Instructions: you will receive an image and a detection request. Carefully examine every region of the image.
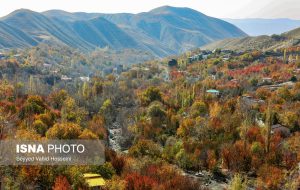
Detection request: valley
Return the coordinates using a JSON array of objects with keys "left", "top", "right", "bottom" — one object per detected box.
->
[{"left": 0, "top": 4, "right": 299, "bottom": 190}]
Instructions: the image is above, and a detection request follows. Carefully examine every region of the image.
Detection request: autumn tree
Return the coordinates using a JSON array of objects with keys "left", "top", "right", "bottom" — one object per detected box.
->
[
  {"left": 257, "top": 165, "right": 283, "bottom": 189},
  {"left": 81, "top": 82, "right": 90, "bottom": 99},
  {"left": 176, "top": 118, "right": 196, "bottom": 138},
  {"left": 61, "top": 97, "right": 87, "bottom": 125},
  {"left": 49, "top": 90, "right": 68, "bottom": 109},
  {"left": 92, "top": 81, "right": 103, "bottom": 97},
  {"left": 88, "top": 115, "right": 107, "bottom": 140},
  {"left": 33, "top": 119, "right": 48, "bottom": 135},
  {"left": 15, "top": 129, "right": 41, "bottom": 140},
  {"left": 79, "top": 128, "right": 98, "bottom": 139},
  {"left": 129, "top": 139, "right": 161, "bottom": 158},
  {"left": 19, "top": 95, "right": 46, "bottom": 119},
  {"left": 191, "top": 100, "right": 208, "bottom": 117},
  {"left": 228, "top": 174, "right": 248, "bottom": 190},
  {"left": 125, "top": 172, "right": 157, "bottom": 190},
  {"left": 92, "top": 162, "right": 116, "bottom": 179},
  {"left": 0, "top": 108, "right": 14, "bottom": 139},
  {"left": 46, "top": 122, "right": 82, "bottom": 139},
  {"left": 52, "top": 176, "right": 72, "bottom": 190},
  {"left": 111, "top": 156, "right": 125, "bottom": 175},
  {"left": 0, "top": 80, "right": 14, "bottom": 100},
  {"left": 265, "top": 104, "right": 274, "bottom": 153},
  {"left": 99, "top": 99, "right": 115, "bottom": 124}
]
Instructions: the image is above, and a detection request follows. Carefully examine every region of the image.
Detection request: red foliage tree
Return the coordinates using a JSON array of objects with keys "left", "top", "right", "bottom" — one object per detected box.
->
[
  {"left": 161, "top": 175, "right": 203, "bottom": 190},
  {"left": 125, "top": 172, "right": 157, "bottom": 190},
  {"left": 111, "top": 156, "right": 125, "bottom": 175},
  {"left": 52, "top": 176, "right": 72, "bottom": 190}
]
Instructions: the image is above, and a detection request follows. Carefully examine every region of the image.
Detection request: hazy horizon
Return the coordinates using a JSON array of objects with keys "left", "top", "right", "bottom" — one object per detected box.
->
[{"left": 0, "top": 0, "right": 299, "bottom": 20}]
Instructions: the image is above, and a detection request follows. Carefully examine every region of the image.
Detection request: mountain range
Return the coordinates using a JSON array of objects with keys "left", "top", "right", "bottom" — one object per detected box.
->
[
  {"left": 202, "top": 27, "right": 300, "bottom": 51},
  {"left": 0, "top": 6, "right": 247, "bottom": 57},
  {"left": 224, "top": 18, "right": 300, "bottom": 36}
]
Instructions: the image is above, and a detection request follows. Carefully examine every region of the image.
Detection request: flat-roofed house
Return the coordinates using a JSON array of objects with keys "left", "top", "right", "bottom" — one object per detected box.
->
[
  {"left": 83, "top": 173, "right": 106, "bottom": 190},
  {"left": 206, "top": 89, "right": 220, "bottom": 96}
]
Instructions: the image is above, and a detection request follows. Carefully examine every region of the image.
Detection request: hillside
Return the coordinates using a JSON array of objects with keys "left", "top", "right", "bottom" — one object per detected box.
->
[
  {"left": 0, "top": 21, "right": 38, "bottom": 49},
  {"left": 202, "top": 27, "right": 300, "bottom": 51},
  {"left": 284, "top": 27, "right": 300, "bottom": 39},
  {"left": 0, "top": 38, "right": 299, "bottom": 189},
  {"left": 0, "top": 6, "right": 247, "bottom": 57},
  {"left": 224, "top": 18, "right": 300, "bottom": 36}
]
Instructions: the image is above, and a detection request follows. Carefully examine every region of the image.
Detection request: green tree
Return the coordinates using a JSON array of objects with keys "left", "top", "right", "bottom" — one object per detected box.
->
[
  {"left": 28, "top": 75, "right": 35, "bottom": 94},
  {"left": 283, "top": 49, "right": 287, "bottom": 63},
  {"left": 19, "top": 95, "right": 46, "bottom": 119},
  {"left": 140, "top": 87, "right": 162, "bottom": 106},
  {"left": 92, "top": 162, "right": 116, "bottom": 179},
  {"left": 296, "top": 55, "right": 300, "bottom": 66},
  {"left": 99, "top": 99, "right": 114, "bottom": 124},
  {"left": 33, "top": 120, "right": 48, "bottom": 136},
  {"left": 147, "top": 102, "right": 166, "bottom": 119},
  {"left": 191, "top": 101, "right": 208, "bottom": 117},
  {"left": 82, "top": 82, "right": 90, "bottom": 99},
  {"left": 291, "top": 76, "right": 297, "bottom": 82},
  {"left": 175, "top": 149, "right": 193, "bottom": 170}
]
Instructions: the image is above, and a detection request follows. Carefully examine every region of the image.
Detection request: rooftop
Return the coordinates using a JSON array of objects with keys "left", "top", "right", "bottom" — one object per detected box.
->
[
  {"left": 83, "top": 173, "right": 106, "bottom": 187},
  {"left": 206, "top": 89, "right": 219, "bottom": 93}
]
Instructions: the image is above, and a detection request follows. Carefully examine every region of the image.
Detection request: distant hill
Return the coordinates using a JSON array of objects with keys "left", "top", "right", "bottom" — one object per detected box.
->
[
  {"left": 224, "top": 18, "right": 300, "bottom": 36},
  {"left": 202, "top": 27, "right": 300, "bottom": 51},
  {"left": 284, "top": 27, "right": 300, "bottom": 39},
  {"left": 0, "top": 6, "right": 247, "bottom": 57}
]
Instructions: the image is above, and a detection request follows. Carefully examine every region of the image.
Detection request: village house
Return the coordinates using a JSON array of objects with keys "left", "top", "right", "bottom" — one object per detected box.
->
[
  {"left": 188, "top": 54, "right": 202, "bottom": 62},
  {"left": 13, "top": 54, "right": 21, "bottom": 58},
  {"left": 222, "top": 54, "right": 231, "bottom": 61},
  {"left": 61, "top": 75, "right": 72, "bottom": 81},
  {"left": 80, "top": 76, "right": 90, "bottom": 82},
  {"left": 0, "top": 53, "right": 5, "bottom": 60},
  {"left": 206, "top": 89, "right": 220, "bottom": 96},
  {"left": 262, "top": 77, "right": 273, "bottom": 84},
  {"left": 83, "top": 173, "right": 106, "bottom": 190},
  {"left": 131, "top": 66, "right": 152, "bottom": 79},
  {"left": 43, "top": 63, "right": 52, "bottom": 71}
]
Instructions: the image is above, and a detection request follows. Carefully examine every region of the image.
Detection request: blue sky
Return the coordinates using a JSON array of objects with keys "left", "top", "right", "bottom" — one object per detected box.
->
[{"left": 0, "top": 0, "right": 299, "bottom": 19}]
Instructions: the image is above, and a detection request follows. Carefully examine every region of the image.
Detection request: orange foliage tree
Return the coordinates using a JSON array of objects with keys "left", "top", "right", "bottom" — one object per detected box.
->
[{"left": 52, "top": 176, "right": 72, "bottom": 190}]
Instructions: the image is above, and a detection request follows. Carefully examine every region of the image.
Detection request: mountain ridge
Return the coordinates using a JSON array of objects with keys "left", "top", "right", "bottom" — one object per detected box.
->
[
  {"left": 0, "top": 6, "right": 247, "bottom": 57},
  {"left": 224, "top": 18, "right": 300, "bottom": 36},
  {"left": 202, "top": 26, "right": 300, "bottom": 51}
]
